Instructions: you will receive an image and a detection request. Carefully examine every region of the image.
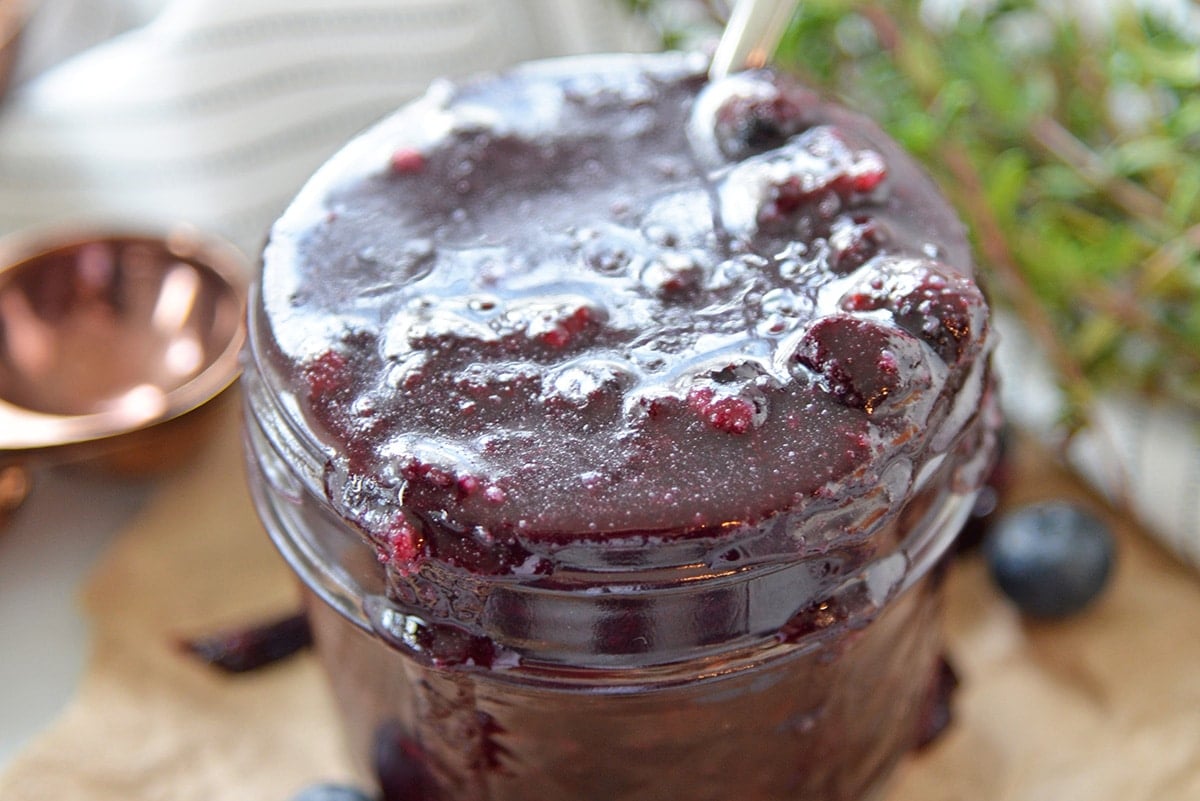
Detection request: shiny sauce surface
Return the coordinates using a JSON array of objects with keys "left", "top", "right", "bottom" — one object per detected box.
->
[{"left": 257, "top": 53, "right": 988, "bottom": 571}]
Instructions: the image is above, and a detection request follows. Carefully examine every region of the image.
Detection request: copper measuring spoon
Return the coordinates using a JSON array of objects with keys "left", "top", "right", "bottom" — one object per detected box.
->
[{"left": 0, "top": 224, "right": 249, "bottom": 518}]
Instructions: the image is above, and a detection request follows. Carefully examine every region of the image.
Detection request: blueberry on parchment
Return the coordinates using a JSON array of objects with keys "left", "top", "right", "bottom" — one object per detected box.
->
[
  {"left": 291, "top": 784, "right": 375, "bottom": 801},
  {"left": 984, "top": 501, "right": 1115, "bottom": 619}
]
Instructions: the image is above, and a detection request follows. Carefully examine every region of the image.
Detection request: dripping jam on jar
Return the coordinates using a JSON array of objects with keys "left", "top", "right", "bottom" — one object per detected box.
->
[{"left": 243, "top": 52, "right": 999, "bottom": 801}]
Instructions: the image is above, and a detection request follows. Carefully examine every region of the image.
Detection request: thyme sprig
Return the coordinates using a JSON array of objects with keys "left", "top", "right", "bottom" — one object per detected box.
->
[{"left": 631, "top": 0, "right": 1200, "bottom": 426}]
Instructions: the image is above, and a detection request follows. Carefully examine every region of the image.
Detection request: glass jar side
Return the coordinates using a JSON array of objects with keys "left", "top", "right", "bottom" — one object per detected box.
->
[
  {"left": 304, "top": 570, "right": 946, "bottom": 801},
  {"left": 243, "top": 324, "right": 986, "bottom": 801}
]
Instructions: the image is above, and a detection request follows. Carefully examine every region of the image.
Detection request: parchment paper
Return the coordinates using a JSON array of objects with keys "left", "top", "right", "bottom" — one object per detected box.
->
[{"left": 2, "top": 401, "right": 1199, "bottom": 800}]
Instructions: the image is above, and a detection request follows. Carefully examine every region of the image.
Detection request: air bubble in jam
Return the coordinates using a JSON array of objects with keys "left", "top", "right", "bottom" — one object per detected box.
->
[{"left": 540, "top": 360, "right": 630, "bottom": 410}]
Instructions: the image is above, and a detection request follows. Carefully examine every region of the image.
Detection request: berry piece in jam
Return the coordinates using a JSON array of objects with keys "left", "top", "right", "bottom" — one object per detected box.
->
[
  {"left": 378, "top": 518, "right": 424, "bottom": 573},
  {"left": 425, "top": 525, "right": 535, "bottom": 576},
  {"left": 303, "top": 350, "right": 350, "bottom": 402},
  {"left": 385, "top": 295, "right": 605, "bottom": 361},
  {"left": 828, "top": 215, "right": 888, "bottom": 274},
  {"left": 794, "top": 315, "right": 928, "bottom": 414},
  {"left": 715, "top": 93, "right": 804, "bottom": 159},
  {"left": 389, "top": 148, "right": 426, "bottom": 175},
  {"left": 500, "top": 297, "right": 604, "bottom": 350},
  {"left": 528, "top": 303, "right": 596, "bottom": 348},
  {"left": 841, "top": 258, "right": 987, "bottom": 367},
  {"left": 719, "top": 126, "right": 888, "bottom": 237},
  {"left": 893, "top": 276, "right": 983, "bottom": 366},
  {"left": 416, "top": 621, "right": 498, "bottom": 668},
  {"left": 399, "top": 457, "right": 458, "bottom": 489},
  {"left": 639, "top": 252, "right": 704, "bottom": 298},
  {"left": 762, "top": 135, "right": 886, "bottom": 225},
  {"left": 686, "top": 385, "right": 765, "bottom": 434},
  {"left": 688, "top": 71, "right": 819, "bottom": 164}
]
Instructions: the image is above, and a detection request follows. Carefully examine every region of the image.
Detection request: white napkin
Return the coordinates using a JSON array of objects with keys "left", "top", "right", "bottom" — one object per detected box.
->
[{"left": 0, "top": 0, "right": 653, "bottom": 254}]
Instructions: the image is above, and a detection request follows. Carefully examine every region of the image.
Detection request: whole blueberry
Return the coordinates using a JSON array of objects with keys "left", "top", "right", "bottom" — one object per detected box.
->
[
  {"left": 983, "top": 501, "right": 1115, "bottom": 619},
  {"left": 290, "top": 784, "right": 376, "bottom": 801}
]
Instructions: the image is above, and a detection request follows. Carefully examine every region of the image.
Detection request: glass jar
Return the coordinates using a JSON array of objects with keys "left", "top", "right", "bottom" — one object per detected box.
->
[
  {"left": 243, "top": 351, "right": 992, "bottom": 801},
  {"left": 242, "top": 51, "right": 1000, "bottom": 801}
]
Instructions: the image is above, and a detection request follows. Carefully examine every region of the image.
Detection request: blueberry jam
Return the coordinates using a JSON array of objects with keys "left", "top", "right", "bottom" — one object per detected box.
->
[
  {"left": 257, "top": 53, "right": 987, "bottom": 563},
  {"left": 246, "top": 52, "right": 998, "bottom": 801}
]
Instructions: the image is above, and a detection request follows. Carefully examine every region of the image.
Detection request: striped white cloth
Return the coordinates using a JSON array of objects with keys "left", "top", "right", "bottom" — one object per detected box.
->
[{"left": 0, "top": 0, "right": 652, "bottom": 253}]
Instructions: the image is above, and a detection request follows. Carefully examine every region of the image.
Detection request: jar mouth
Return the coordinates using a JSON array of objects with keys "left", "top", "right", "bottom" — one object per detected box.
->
[
  {"left": 385, "top": 489, "right": 969, "bottom": 684},
  {"left": 265, "top": 473, "right": 971, "bottom": 688}
]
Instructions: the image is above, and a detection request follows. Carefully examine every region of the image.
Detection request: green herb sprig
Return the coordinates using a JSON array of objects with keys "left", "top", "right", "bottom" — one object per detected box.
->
[{"left": 631, "top": 0, "right": 1200, "bottom": 428}]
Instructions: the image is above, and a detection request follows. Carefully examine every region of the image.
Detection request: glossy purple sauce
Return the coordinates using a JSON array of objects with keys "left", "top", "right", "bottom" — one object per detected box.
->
[{"left": 256, "top": 53, "right": 989, "bottom": 577}]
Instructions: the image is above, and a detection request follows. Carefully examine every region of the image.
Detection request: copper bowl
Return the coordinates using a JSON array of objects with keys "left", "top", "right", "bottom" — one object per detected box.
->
[{"left": 0, "top": 225, "right": 249, "bottom": 470}]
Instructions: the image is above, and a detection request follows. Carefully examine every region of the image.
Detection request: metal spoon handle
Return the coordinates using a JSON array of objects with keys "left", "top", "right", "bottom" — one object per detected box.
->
[{"left": 708, "top": 0, "right": 800, "bottom": 81}]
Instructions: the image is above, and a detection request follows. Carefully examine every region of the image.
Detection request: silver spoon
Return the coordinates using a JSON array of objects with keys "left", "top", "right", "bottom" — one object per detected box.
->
[{"left": 708, "top": 0, "right": 801, "bottom": 81}]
